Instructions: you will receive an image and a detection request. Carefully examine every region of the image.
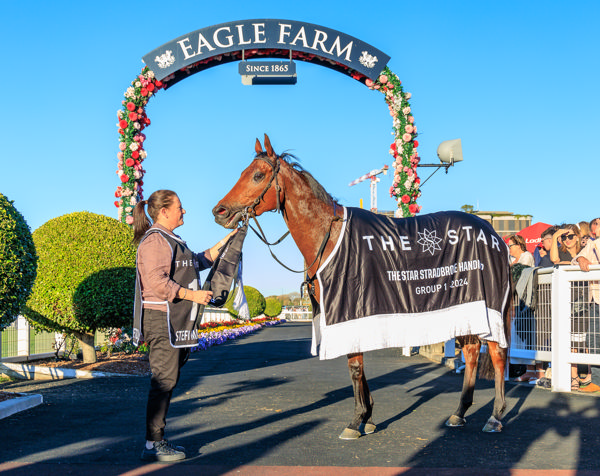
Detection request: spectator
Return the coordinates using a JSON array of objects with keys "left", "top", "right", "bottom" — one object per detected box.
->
[
  {"left": 589, "top": 217, "right": 600, "bottom": 240},
  {"left": 579, "top": 221, "right": 591, "bottom": 249},
  {"left": 507, "top": 234, "right": 534, "bottom": 267},
  {"left": 534, "top": 226, "right": 557, "bottom": 268},
  {"left": 570, "top": 236, "right": 600, "bottom": 392},
  {"left": 550, "top": 224, "right": 581, "bottom": 264}
]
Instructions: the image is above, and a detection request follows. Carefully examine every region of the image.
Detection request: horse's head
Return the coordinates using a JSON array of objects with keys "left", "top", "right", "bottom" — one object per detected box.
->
[{"left": 213, "top": 134, "right": 283, "bottom": 229}]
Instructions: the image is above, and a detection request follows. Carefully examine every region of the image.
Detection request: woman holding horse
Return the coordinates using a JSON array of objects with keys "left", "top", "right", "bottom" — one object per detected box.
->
[{"left": 132, "top": 189, "right": 236, "bottom": 462}]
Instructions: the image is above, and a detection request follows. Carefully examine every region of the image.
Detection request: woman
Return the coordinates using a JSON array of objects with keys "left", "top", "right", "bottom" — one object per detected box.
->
[
  {"left": 507, "top": 234, "right": 534, "bottom": 267},
  {"left": 132, "top": 189, "right": 236, "bottom": 462},
  {"left": 550, "top": 224, "right": 581, "bottom": 264}
]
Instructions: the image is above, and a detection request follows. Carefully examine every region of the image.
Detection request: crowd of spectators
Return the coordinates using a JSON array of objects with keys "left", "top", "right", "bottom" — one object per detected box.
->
[{"left": 510, "top": 217, "right": 600, "bottom": 392}]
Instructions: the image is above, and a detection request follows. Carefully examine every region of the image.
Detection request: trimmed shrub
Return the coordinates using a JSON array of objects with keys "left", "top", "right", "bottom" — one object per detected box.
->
[
  {"left": 0, "top": 194, "right": 37, "bottom": 330},
  {"left": 24, "top": 212, "right": 136, "bottom": 361},
  {"left": 264, "top": 297, "right": 282, "bottom": 317},
  {"left": 224, "top": 286, "right": 266, "bottom": 319}
]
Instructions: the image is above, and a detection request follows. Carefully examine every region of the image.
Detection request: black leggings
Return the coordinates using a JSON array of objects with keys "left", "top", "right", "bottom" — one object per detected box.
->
[{"left": 143, "top": 308, "right": 190, "bottom": 442}]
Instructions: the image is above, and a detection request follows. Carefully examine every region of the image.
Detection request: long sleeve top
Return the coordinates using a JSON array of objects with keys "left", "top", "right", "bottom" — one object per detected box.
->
[{"left": 137, "top": 224, "right": 213, "bottom": 311}]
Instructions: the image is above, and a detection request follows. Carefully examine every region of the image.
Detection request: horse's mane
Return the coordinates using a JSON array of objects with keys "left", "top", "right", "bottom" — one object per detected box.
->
[{"left": 256, "top": 152, "right": 336, "bottom": 206}]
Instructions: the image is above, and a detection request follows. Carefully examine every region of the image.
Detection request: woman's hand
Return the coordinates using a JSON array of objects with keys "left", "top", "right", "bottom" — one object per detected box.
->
[
  {"left": 191, "top": 290, "right": 213, "bottom": 305},
  {"left": 209, "top": 228, "right": 239, "bottom": 261}
]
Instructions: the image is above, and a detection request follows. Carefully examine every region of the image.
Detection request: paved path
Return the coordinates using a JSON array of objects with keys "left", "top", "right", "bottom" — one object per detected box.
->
[{"left": 1, "top": 322, "right": 600, "bottom": 475}]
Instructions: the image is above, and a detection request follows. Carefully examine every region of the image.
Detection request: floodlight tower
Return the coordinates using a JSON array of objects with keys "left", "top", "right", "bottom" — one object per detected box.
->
[{"left": 348, "top": 165, "right": 389, "bottom": 212}]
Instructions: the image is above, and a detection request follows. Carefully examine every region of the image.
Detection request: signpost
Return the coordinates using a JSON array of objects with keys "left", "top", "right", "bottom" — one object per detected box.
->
[{"left": 238, "top": 60, "right": 297, "bottom": 85}]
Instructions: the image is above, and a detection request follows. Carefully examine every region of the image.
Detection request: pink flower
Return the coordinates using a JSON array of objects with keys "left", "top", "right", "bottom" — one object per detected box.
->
[
  {"left": 401, "top": 194, "right": 410, "bottom": 204},
  {"left": 405, "top": 92, "right": 412, "bottom": 100},
  {"left": 405, "top": 125, "right": 414, "bottom": 134},
  {"left": 117, "top": 152, "right": 123, "bottom": 159},
  {"left": 408, "top": 116, "right": 415, "bottom": 124},
  {"left": 379, "top": 74, "right": 388, "bottom": 84},
  {"left": 125, "top": 158, "right": 135, "bottom": 167},
  {"left": 402, "top": 133, "right": 412, "bottom": 142},
  {"left": 119, "top": 142, "right": 127, "bottom": 151},
  {"left": 125, "top": 215, "right": 134, "bottom": 225},
  {"left": 409, "top": 204, "right": 418, "bottom": 215}
]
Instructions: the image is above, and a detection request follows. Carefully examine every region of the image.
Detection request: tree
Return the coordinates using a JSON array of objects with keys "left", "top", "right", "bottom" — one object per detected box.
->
[
  {"left": 461, "top": 204, "right": 475, "bottom": 214},
  {"left": 0, "top": 194, "right": 37, "bottom": 330},
  {"left": 264, "top": 297, "right": 283, "bottom": 317},
  {"left": 24, "top": 212, "right": 136, "bottom": 363},
  {"left": 224, "top": 286, "right": 266, "bottom": 319}
]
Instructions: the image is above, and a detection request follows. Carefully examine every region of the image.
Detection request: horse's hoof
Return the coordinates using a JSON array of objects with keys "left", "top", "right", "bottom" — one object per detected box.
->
[
  {"left": 482, "top": 416, "right": 503, "bottom": 433},
  {"left": 339, "top": 428, "right": 362, "bottom": 440},
  {"left": 359, "top": 422, "right": 376, "bottom": 435},
  {"left": 445, "top": 415, "right": 466, "bottom": 427}
]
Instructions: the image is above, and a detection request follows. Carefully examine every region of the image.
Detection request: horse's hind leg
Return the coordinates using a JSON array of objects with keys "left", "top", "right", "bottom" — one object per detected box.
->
[
  {"left": 339, "top": 353, "right": 376, "bottom": 440},
  {"left": 446, "top": 336, "right": 480, "bottom": 428},
  {"left": 481, "top": 340, "right": 507, "bottom": 433}
]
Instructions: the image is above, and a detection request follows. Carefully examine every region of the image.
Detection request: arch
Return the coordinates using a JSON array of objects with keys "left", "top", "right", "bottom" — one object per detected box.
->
[{"left": 115, "top": 20, "right": 421, "bottom": 223}]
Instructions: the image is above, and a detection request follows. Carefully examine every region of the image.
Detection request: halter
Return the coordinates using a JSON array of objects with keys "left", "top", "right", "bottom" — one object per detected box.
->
[
  {"left": 246, "top": 154, "right": 283, "bottom": 217},
  {"left": 244, "top": 153, "right": 340, "bottom": 275}
]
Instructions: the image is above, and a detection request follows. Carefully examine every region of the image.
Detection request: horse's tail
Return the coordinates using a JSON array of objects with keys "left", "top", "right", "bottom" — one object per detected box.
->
[{"left": 478, "top": 269, "right": 514, "bottom": 380}]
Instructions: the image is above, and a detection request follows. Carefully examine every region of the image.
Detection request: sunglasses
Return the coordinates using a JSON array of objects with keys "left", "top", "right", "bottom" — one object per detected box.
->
[{"left": 561, "top": 233, "right": 577, "bottom": 241}]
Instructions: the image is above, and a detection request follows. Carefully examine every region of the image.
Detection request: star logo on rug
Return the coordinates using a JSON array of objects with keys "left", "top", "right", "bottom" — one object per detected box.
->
[{"left": 417, "top": 228, "right": 443, "bottom": 255}]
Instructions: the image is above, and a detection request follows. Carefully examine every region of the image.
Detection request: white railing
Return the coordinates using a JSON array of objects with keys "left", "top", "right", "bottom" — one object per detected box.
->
[
  {"left": 200, "top": 307, "right": 235, "bottom": 324},
  {"left": 281, "top": 309, "right": 312, "bottom": 321},
  {"left": 510, "top": 265, "right": 600, "bottom": 392}
]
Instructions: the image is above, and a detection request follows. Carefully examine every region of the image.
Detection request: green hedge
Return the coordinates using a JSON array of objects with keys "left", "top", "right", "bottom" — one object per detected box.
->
[
  {"left": 224, "top": 286, "right": 266, "bottom": 319},
  {"left": 264, "top": 297, "right": 282, "bottom": 317},
  {"left": 24, "top": 212, "right": 136, "bottom": 334},
  {"left": 0, "top": 194, "right": 37, "bottom": 330}
]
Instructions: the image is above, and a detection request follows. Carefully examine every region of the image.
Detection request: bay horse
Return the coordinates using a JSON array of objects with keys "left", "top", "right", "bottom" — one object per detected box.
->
[{"left": 212, "top": 134, "right": 510, "bottom": 438}]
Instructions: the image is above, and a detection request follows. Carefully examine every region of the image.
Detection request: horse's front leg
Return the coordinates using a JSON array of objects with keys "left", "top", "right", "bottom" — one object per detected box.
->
[
  {"left": 446, "top": 336, "right": 480, "bottom": 428},
  {"left": 339, "top": 352, "right": 376, "bottom": 440},
  {"left": 481, "top": 341, "right": 507, "bottom": 433}
]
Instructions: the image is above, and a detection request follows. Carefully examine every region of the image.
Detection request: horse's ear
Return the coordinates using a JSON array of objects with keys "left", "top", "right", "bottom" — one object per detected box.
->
[
  {"left": 264, "top": 134, "right": 276, "bottom": 159},
  {"left": 255, "top": 138, "right": 263, "bottom": 155}
]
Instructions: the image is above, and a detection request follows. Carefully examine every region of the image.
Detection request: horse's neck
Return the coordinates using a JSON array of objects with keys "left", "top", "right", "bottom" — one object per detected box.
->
[{"left": 280, "top": 171, "right": 338, "bottom": 274}]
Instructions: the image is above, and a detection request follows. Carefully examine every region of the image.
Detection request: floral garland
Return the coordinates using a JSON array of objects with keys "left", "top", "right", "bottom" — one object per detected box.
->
[
  {"left": 365, "top": 66, "right": 421, "bottom": 217},
  {"left": 114, "top": 66, "right": 164, "bottom": 224},
  {"left": 115, "top": 60, "right": 421, "bottom": 222}
]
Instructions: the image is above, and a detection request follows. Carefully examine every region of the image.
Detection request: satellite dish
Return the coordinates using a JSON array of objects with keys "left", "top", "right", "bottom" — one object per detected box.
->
[{"left": 437, "top": 139, "right": 463, "bottom": 164}]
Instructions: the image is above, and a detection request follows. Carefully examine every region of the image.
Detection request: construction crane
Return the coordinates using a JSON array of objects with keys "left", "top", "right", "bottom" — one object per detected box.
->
[{"left": 348, "top": 165, "right": 389, "bottom": 212}]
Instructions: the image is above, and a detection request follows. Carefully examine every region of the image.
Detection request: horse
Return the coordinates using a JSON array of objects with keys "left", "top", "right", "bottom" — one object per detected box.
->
[{"left": 212, "top": 134, "right": 511, "bottom": 438}]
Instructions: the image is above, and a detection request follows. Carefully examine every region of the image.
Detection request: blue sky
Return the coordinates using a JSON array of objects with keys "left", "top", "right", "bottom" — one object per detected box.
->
[{"left": 2, "top": 1, "right": 599, "bottom": 296}]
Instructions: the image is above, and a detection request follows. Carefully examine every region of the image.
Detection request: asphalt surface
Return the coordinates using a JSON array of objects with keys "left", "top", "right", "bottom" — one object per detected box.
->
[{"left": 2, "top": 321, "right": 600, "bottom": 475}]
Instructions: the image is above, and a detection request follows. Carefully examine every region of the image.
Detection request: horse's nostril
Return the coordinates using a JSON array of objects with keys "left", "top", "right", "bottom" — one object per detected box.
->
[{"left": 213, "top": 206, "right": 228, "bottom": 217}]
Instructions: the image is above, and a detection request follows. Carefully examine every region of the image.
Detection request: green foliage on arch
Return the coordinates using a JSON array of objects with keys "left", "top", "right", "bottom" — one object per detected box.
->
[{"left": 115, "top": 61, "right": 422, "bottom": 221}]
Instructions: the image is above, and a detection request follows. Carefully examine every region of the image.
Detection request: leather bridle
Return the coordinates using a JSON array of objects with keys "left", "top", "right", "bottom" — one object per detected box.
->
[{"left": 242, "top": 154, "right": 339, "bottom": 276}]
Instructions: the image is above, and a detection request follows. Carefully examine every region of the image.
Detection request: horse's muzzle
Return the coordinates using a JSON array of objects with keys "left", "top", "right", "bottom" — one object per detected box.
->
[{"left": 212, "top": 205, "right": 242, "bottom": 229}]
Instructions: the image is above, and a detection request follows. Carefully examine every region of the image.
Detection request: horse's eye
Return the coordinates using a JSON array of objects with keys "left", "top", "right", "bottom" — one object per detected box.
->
[{"left": 253, "top": 172, "right": 265, "bottom": 183}]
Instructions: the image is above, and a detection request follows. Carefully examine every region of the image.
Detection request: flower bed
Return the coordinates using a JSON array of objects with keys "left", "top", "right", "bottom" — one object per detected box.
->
[{"left": 191, "top": 318, "right": 286, "bottom": 352}]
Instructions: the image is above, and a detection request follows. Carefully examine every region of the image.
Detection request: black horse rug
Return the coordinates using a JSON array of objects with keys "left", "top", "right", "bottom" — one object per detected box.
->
[{"left": 311, "top": 207, "right": 511, "bottom": 360}]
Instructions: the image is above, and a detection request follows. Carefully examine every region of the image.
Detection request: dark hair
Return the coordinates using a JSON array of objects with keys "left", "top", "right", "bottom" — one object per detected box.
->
[
  {"left": 132, "top": 190, "right": 177, "bottom": 245},
  {"left": 540, "top": 226, "right": 556, "bottom": 239},
  {"left": 508, "top": 234, "right": 527, "bottom": 253}
]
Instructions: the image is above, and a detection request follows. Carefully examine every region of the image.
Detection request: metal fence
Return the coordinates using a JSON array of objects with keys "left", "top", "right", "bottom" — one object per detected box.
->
[{"left": 509, "top": 265, "right": 600, "bottom": 392}]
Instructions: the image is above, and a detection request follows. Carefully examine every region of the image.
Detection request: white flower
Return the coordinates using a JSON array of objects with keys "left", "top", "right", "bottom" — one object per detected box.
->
[
  {"left": 135, "top": 81, "right": 141, "bottom": 88},
  {"left": 134, "top": 122, "right": 141, "bottom": 130},
  {"left": 124, "top": 87, "right": 135, "bottom": 98},
  {"left": 146, "top": 70, "right": 155, "bottom": 79},
  {"left": 129, "top": 143, "right": 139, "bottom": 151}
]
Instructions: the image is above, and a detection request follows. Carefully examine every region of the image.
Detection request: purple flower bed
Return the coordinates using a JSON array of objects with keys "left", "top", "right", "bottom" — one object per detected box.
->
[{"left": 190, "top": 319, "right": 286, "bottom": 353}]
